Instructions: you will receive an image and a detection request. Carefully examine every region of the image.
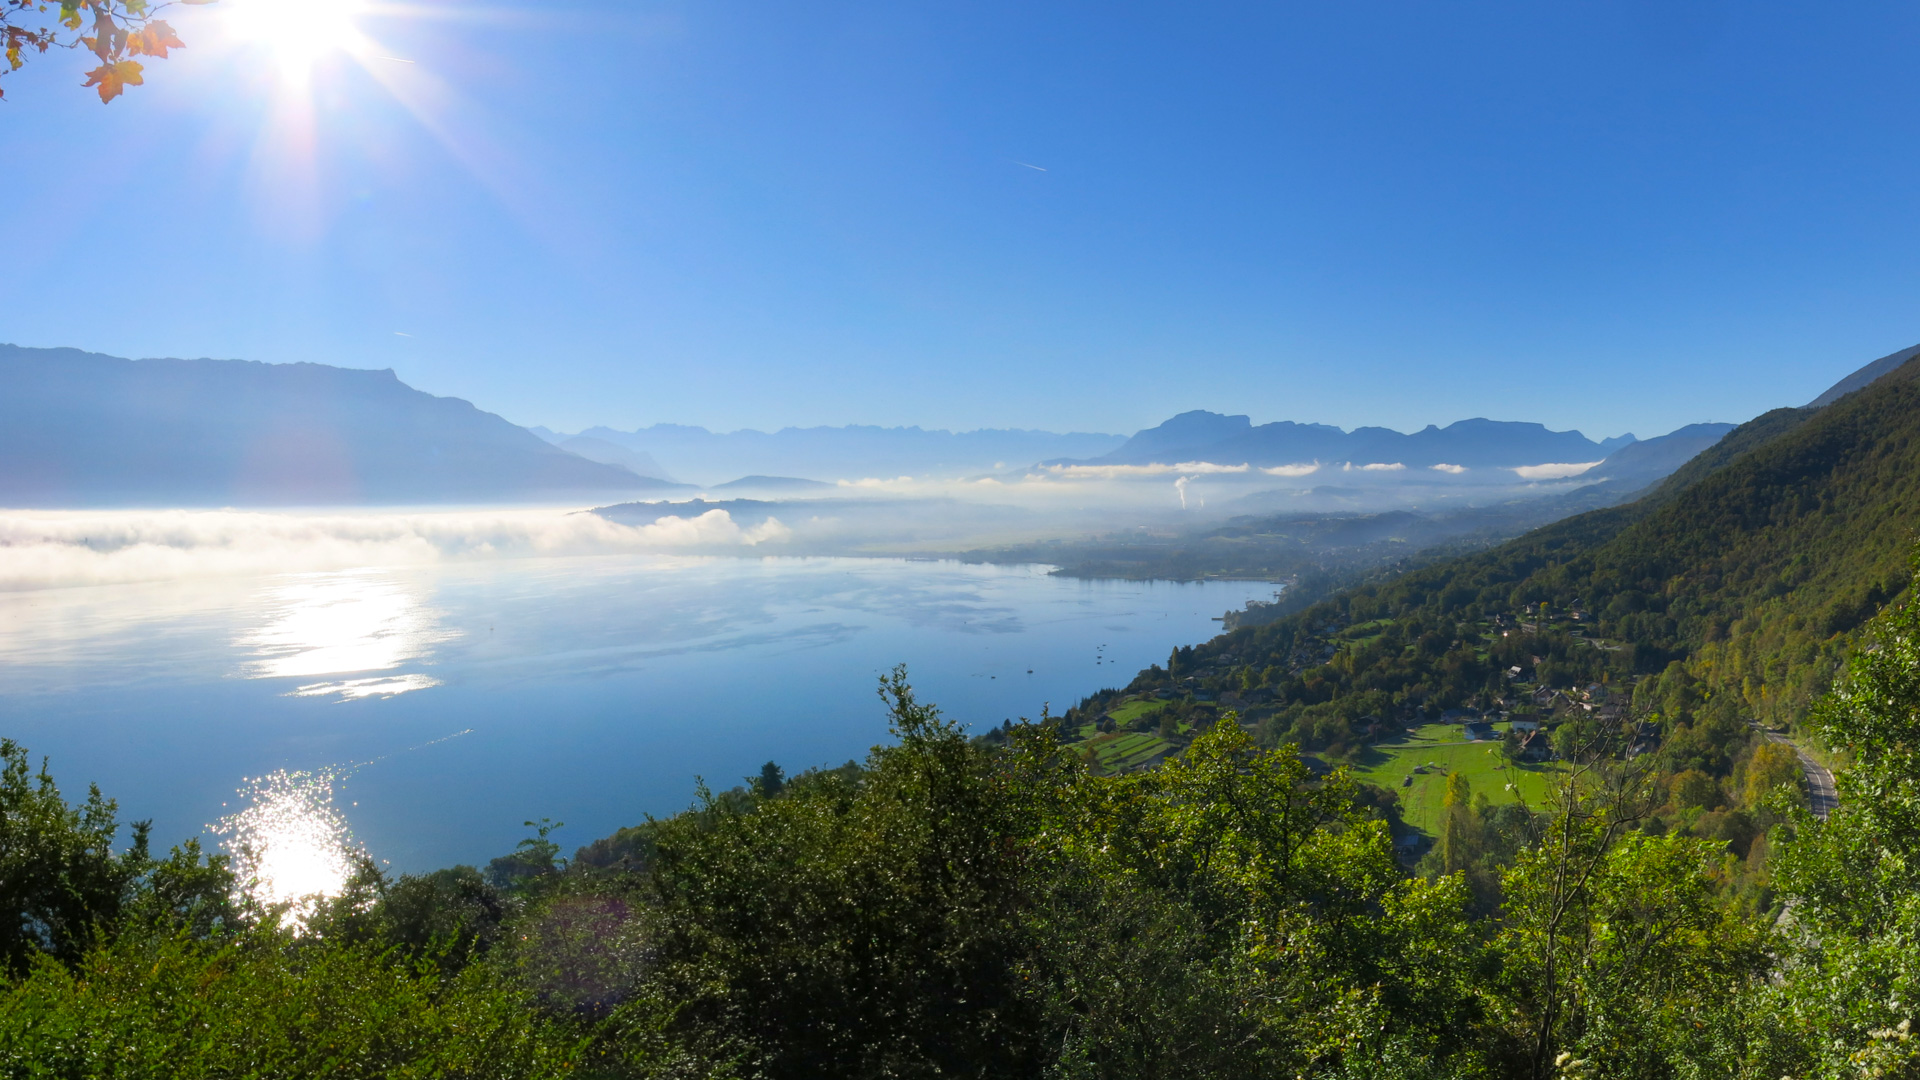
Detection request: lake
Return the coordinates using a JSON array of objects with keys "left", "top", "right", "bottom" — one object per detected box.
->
[{"left": 0, "top": 554, "right": 1271, "bottom": 876}]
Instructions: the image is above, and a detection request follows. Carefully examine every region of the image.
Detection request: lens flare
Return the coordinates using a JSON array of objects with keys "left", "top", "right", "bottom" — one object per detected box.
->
[
  {"left": 213, "top": 767, "right": 363, "bottom": 929},
  {"left": 227, "top": 0, "right": 369, "bottom": 80}
]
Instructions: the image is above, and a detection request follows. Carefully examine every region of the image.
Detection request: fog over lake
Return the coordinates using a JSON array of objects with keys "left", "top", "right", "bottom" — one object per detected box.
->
[{"left": 0, "top": 553, "right": 1270, "bottom": 872}]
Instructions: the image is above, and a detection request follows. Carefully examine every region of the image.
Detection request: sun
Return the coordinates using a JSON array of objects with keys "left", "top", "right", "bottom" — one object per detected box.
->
[{"left": 228, "top": 0, "right": 370, "bottom": 80}]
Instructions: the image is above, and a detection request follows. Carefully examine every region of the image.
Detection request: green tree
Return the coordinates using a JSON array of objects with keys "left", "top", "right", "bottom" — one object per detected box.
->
[
  {"left": 0, "top": 740, "right": 230, "bottom": 973},
  {"left": 634, "top": 666, "right": 1048, "bottom": 1077},
  {"left": 1502, "top": 829, "right": 1769, "bottom": 1080},
  {"left": 1667, "top": 769, "right": 1721, "bottom": 811},
  {"left": 753, "top": 761, "right": 786, "bottom": 797},
  {"left": 1047, "top": 719, "right": 1490, "bottom": 1075},
  {"left": 1740, "top": 742, "right": 1802, "bottom": 810},
  {"left": 1437, "top": 771, "right": 1475, "bottom": 874},
  {"left": 1770, "top": 560, "right": 1920, "bottom": 1078},
  {"left": 486, "top": 818, "right": 567, "bottom": 893}
]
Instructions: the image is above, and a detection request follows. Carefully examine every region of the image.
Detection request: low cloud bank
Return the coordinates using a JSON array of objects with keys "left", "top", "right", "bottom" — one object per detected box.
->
[
  {"left": 1043, "top": 461, "right": 1252, "bottom": 479},
  {"left": 0, "top": 508, "right": 790, "bottom": 590},
  {"left": 1512, "top": 461, "right": 1602, "bottom": 480}
]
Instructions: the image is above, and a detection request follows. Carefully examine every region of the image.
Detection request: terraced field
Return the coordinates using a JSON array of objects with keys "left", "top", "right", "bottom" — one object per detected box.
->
[{"left": 1082, "top": 730, "right": 1176, "bottom": 771}]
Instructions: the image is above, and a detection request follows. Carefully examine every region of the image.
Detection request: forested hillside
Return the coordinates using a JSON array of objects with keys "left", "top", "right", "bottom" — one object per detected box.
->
[{"left": 1108, "top": 354, "right": 1920, "bottom": 739}]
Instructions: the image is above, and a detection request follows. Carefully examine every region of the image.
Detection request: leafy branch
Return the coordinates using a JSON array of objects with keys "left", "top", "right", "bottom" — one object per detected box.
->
[{"left": 2, "top": 0, "right": 211, "bottom": 102}]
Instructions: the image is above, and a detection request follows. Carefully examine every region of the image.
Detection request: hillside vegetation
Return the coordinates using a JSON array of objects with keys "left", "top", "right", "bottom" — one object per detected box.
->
[
  {"left": 7, "top": 620, "right": 1920, "bottom": 1078},
  {"left": 1098, "top": 356, "right": 1920, "bottom": 746}
]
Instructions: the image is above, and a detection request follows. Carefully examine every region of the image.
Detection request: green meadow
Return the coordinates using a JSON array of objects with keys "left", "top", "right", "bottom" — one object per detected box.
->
[
  {"left": 1104, "top": 698, "right": 1165, "bottom": 725},
  {"left": 1347, "top": 725, "right": 1565, "bottom": 834}
]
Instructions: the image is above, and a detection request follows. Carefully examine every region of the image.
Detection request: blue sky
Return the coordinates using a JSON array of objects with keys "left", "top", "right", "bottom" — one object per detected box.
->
[{"left": 4, "top": 0, "right": 1919, "bottom": 437}]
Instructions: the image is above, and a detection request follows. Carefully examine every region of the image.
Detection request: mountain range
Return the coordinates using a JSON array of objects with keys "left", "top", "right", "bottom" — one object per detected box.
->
[
  {"left": 1082, "top": 411, "right": 1637, "bottom": 469},
  {"left": 0, "top": 341, "right": 1816, "bottom": 509},
  {"left": 543, "top": 413, "right": 1740, "bottom": 493}
]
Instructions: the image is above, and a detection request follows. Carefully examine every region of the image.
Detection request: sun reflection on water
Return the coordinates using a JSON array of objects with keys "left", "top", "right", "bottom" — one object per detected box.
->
[
  {"left": 214, "top": 768, "right": 364, "bottom": 929},
  {"left": 237, "top": 570, "right": 455, "bottom": 700}
]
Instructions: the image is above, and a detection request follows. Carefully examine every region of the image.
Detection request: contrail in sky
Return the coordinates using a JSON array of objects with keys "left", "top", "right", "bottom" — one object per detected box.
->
[{"left": 1014, "top": 161, "right": 1048, "bottom": 171}]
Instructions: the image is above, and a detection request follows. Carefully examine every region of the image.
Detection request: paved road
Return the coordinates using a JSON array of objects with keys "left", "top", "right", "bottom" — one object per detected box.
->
[{"left": 1766, "top": 730, "right": 1839, "bottom": 820}]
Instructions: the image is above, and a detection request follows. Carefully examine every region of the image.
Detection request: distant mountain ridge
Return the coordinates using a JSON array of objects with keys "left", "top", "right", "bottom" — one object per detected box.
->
[
  {"left": 1079, "top": 411, "right": 1636, "bottom": 469},
  {"left": 0, "top": 345, "right": 652, "bottom": 507},
  {"left": 554, "top": 436, "right": 684, "bottom": 484},
  {"left": 1572, "top": 422, "right": 1737, "bottom": 494},
  {"left": 16, "top": 340, "right": 1892, "bottom": 509},
  {"left": 1804, "top": 341, "right": 1920, "bottom": 408}
]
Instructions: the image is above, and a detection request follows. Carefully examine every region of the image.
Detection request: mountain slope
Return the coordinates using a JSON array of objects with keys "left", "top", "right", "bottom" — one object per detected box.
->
[
  {"left": 1110, "top": 349, "right": 1920, "bottom": 737},
  {"left": 0, "top": 345, "right": 653, "bottom": 506},
  {"left": 1571, "top": 422, "right": 1737, "bottom": 495},
  {"left": 1805, "top": 341, "right": 1920, "bottom": 407}
]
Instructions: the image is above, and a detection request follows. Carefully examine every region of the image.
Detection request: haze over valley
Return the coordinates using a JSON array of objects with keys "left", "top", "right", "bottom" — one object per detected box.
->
[
  {"left": 1, "top": 338, "right": 1793, "bottom": 590},
  {"left": 36, "top": 334, "right": 1920, "bottom": 634}
]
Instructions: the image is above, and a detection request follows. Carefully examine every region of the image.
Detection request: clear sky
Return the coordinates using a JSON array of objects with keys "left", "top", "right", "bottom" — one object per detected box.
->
[{"left": 4, "top": 0, "right": 1919, "bottom": 437}]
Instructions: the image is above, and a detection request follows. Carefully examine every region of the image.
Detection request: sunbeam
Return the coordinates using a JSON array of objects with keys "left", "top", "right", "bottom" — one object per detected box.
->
[{"left": 226, "top": 0, "right": 370, "bottom": 82}]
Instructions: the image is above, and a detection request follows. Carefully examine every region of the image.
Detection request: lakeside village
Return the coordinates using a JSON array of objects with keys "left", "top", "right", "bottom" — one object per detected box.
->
[{"left": 979, "top": 598, "right": 1647, "bottom": 852}]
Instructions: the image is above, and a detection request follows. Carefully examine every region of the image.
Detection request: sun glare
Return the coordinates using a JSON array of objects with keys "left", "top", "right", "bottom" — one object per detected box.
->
[
  {"left": 228, "top": 0, "right": 370, "bottom": 79},
  {"left": 215, "top": 768, "right": 362, "bottom": 930}
]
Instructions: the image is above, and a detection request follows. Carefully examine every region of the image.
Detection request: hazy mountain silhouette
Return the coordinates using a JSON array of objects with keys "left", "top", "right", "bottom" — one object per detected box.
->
[
  {"left": 1804, "top": 342, "right": 1920, "bottom": 408},
  {"left": 556, "top": 423, "right": 1127, "bottom": 484},
  {"left": 1575, "top": 422, "right": 1737, "bottom": 493},
  {"left": 0, "top": 345, "right": 655, "bottom": 507},
  {"left": 1084, "top": 411, "right": 1632, "bottom": 468},
  {"left": 554, "top": 436, "right": 683, "bottom": 484},
  {"left": 709, "top": 475, "right": 836, "bottom": 493}
]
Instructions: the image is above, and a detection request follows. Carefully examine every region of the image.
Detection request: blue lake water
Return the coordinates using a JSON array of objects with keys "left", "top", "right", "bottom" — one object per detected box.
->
[{"left": 0, "top": 555, "right": 1270, "bottom": 873}]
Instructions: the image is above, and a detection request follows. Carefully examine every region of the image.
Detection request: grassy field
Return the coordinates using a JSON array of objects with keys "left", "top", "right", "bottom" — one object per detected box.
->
[
  {"left": 1105, "top": 698, "right": 1165, "bottom": 724},
  {"left": 1348, "top": 725, "right": 1565, "bottom": 835}
]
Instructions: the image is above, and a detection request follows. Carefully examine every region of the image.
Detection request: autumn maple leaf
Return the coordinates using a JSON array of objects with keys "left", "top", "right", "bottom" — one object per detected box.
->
[
  {"left": 82, "top": 58, "right": 143, "bottom": 102},
  {"left": 129, "top": 20, "right": 181, "bottom": 58}
]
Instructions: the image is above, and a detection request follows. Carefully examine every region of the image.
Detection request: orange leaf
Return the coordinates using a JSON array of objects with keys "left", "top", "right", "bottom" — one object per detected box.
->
[
  {"left": 131, "top": 21, "right": 182, "bottom": 58},
  {"left": 82, "top": 59, "right": 143, "bottom": 103}
]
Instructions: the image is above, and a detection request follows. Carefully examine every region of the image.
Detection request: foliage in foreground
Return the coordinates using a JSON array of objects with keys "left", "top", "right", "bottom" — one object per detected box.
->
[
  {"left": 0, "top": 928, "right": 578, "bottom": 1079},
  {"left": 4, "top": 583, "right": 1920, "bottom": 1078}
]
